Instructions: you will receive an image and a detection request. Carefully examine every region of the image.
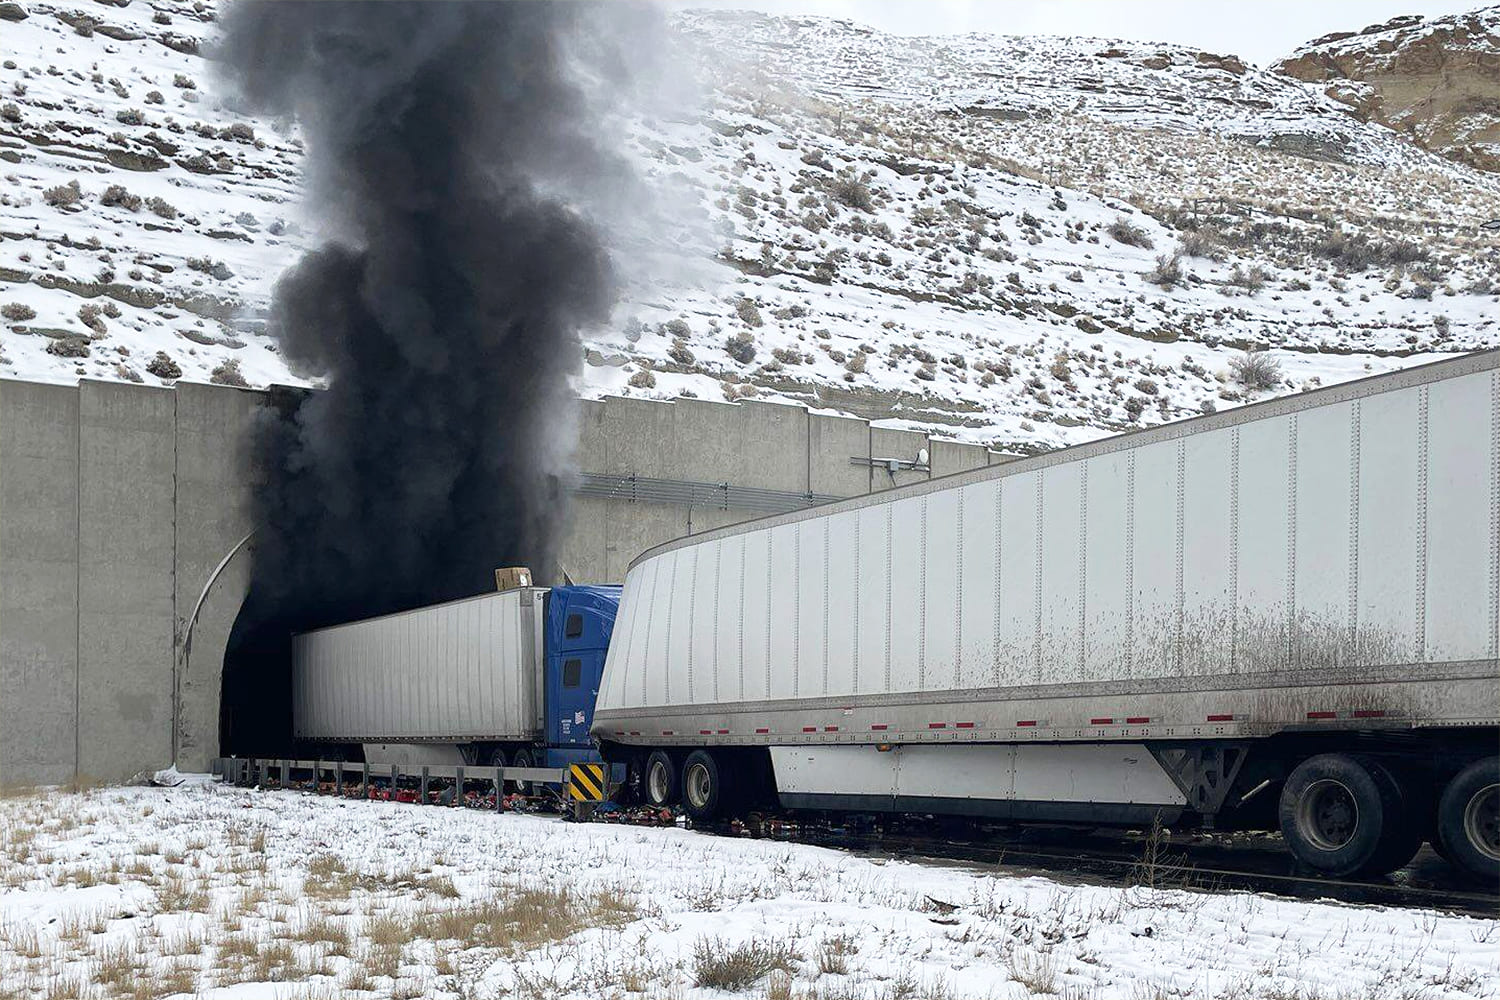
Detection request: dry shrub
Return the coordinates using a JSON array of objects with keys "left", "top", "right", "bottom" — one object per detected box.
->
[
  {"left": 42, "top": 181, "right": 82, "bottom": 208},
  {"left": 725, "top": 331, "right": 756, "bottom": 365},
  {"left": 692, "top": 936, "right": 799, "bottom": 991},
  {"left": 210, "top": 358, "right": 250, "bottom": 388},
  {"left": 1230, "top": 349, "right": 1281, "bottom": 391},
  {"left": 1108, "top": 217, "right": 1153, "bottom": 249},
  {"left": 829, "top": 175, "right": 874, "bottom": 212},
  {"left": 1145, "top": 252, "right": 1183, "bottom": 288}
]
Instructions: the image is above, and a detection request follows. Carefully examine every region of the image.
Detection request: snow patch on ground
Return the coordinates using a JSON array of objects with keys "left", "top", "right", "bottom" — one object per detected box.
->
[{"left": 1, "top": 784, "right": 1496, "bottom": 999}]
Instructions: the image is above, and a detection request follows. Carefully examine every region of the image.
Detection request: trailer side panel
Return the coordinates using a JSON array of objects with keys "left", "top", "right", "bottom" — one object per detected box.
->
[
  {"left": 594, "top": 354, "right": 1500, "bottom": 746},
  {"left": 294, "top": 588, "right": 542, "bottom": 743}
]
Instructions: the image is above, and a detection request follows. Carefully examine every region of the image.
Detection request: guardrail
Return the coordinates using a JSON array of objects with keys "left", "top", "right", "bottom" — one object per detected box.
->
[{"left": 211, "top": 757, "right": 612, "bottom": 818}]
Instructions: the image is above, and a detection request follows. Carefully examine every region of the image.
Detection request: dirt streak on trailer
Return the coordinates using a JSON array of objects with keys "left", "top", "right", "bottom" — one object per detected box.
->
[{"left": 592, "top": 349, "right": 1500, "bottom": 884}]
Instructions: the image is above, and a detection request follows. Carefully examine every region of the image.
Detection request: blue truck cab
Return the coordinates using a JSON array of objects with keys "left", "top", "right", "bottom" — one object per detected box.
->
[{"left": 539, "top": 585, "right": 621, "bottom": 768}]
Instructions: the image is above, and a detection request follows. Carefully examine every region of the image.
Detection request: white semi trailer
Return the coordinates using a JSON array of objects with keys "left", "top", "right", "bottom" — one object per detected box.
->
[
  {"left": 593, "top": 350, "right": 1500, "bottom": 881},
  {"left": 293, "top": 585, "right": 622, "bottom": 771}
]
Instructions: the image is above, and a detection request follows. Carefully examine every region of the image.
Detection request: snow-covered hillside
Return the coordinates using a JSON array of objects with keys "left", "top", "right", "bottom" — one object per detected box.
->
[
  {"left": 0, "top": 0, "right": 307, "bottom": 388},
  {"left": 3, "top": 3, "right": 1497, "bottom": 451}
]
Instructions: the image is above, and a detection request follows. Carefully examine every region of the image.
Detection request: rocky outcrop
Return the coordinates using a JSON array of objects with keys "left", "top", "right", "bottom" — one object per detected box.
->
[{"left": 1275, "top": 9, "right": 1500, "bottom": 172}]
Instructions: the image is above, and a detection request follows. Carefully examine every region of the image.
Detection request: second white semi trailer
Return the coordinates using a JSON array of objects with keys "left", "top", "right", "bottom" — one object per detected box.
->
[{"left": 593, "top": 349, "right": 1500, "bottom": 882}]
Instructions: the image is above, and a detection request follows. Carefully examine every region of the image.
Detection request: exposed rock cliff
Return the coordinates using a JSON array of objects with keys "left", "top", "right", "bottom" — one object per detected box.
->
[{"left": 1276, "top": 8, "right": 1500, "bottom": 172}]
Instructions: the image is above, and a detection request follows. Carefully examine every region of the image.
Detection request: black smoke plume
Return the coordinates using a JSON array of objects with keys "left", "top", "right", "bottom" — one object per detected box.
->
[{"left": 217, "top": 2, "right": 649, "bottom": 752}]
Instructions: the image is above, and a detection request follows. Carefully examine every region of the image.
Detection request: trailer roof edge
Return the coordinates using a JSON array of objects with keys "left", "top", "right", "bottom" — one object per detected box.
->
[{"left": 626, "top": 348, "right": 1500, "bottom": 573}]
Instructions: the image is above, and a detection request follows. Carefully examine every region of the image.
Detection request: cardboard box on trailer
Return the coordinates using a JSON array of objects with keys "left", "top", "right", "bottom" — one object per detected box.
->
[{"left": 495, "top": 566, "right": 532, "bottom": 591}]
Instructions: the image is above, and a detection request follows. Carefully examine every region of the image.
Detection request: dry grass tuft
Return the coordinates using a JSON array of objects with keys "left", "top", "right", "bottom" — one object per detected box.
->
[
  {"left": 90, "top": 940, "right": 141, "bottom": 992},
  {"left": 158, "top": 961, "right": 200, "bottom": 997},
  {"left": 1008, "top": 949, "right": 1056, "bottom": 995},
  {"left": 422, "top": 885, "right": 637, "bottom": 953},
  {"left": 296, "top": 913, "right": 352, "bottom": 954},
  {"left": 419, "top": 873, "right": 460, "bottom": 899},
  {"left": 817, "top": 933, "right": 856, "bottom": 975}
]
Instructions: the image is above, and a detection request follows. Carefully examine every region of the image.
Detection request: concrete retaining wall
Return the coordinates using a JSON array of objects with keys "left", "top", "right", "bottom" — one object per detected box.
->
[{"left": 0, "top": 378, "right": 1011, "bottom": 785}]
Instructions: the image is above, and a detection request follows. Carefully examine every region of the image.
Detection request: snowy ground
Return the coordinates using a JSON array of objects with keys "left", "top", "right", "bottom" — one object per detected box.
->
[{"left": 0, "top": 783, "right": 1496, "bottom": 1000}]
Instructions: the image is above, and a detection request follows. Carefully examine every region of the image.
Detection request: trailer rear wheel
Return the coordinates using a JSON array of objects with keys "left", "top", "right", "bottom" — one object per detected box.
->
[
  {"left": 644, "top": 750, "right": 678, "bottom": 808},
  {"left": 681, "top": 750, "right": 730, "bottom": 823},
  {"left": 509, "top": 748, "right": 535, "bottom": 796},
  {"left": 1436, "top": 758, "right": 1500, "bottom": 882},
  {"left": 487, "top": 748, "right": 508, "bottom": 798},
  {"left": 1279, "top": 754, "right": 1406, "bottom": 878}
]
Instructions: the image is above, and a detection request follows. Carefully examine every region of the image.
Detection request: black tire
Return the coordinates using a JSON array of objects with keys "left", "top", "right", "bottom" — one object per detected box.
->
[
  {"left": 509, "top": 747, "right": 535, "bottom": 796},
  {"left": 1279, "top": 753, "right": 1403, "bottom": 878},
  {"left": 681, "top": 750, "right": 731, "bottom": 823},
  {"left": 1361, "top": 758, "right": 1424, "bottom": 876},
  {"left": 1436, "top": 757, "right": 1500, "bottom": 883},
  {"left": 487, "top": 747, "right": 508, "bottom": 799},
  {"left": 644, "top": 750, "right": 678, "bottom": 808}
]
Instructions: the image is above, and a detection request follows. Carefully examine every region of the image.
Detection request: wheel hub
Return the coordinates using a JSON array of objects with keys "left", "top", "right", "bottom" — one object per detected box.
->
[
  {"left": 648, "top": 761, "right": 669, "bottom": 804},
  {"left": 1301, "top": 778, "right": 1359, "bottom": 851},
  {"left": 1464, "top": 783, "right": 1499, "bottom": 862},
  {"left": 685, "top": 762, "right": 711, "bottom": 809}
]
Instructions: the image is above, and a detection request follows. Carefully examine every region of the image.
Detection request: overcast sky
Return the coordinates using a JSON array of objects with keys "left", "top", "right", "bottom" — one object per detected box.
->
[{"left": 669, "top": 1, "right": 1485, "bottom": 66}]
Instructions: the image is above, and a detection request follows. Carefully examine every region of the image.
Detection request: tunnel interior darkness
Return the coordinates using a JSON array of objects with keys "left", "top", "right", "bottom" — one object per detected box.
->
[{"left": 220, "top": 586, "right": 298, "bottom": 758}]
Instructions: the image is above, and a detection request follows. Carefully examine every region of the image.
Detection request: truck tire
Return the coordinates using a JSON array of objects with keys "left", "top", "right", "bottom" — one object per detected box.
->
[
  {"left": 1352, "top": 758, "right": 1426, "bottom": 876},
  {"left": 1279, "top": 754, "right": 1405, "bottom": 878},
  {"left": 486, "top": 747, "right": 508, "bottom": 798},
  {"left": 1436, "top": 757, "right": 1499, "bottom": 882},
  {"left": 681, "top": 750, "right": 730, "bottom": 823},
  {"left": 510, "top": 747, "right": 535, "bottom": 796},
  {"left": 644, "top": 750, "right": 678, "bottom": 808}
]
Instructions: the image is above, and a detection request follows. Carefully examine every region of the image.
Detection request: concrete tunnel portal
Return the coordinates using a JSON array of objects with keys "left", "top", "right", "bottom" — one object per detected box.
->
[{"left": 2, "top": 376, "right": 998, "bottom": 786}]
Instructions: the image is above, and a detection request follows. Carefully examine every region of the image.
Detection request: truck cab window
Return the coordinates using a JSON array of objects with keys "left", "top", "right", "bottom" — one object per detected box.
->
[{"left": 562, "top": 658, "right": 582, "bottom": 688}]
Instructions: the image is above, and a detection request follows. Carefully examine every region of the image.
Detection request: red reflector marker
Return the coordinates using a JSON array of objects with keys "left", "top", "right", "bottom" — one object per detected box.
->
[
  {"left": 928, "top": 722, "right": 947, "bottom": 729},
  {"left": 955, "top": 722, "right": 976, "bottom": 729},
  {"left": 628, "top": 731, "right": 640, "bottom": 736},
  {"left": 699, "top": 730, "right": 713, "bottom": 736},
  {"left": 1016, "top": 720, "right": 1037, "bottom": 727},
  {"left": 802, "top": 726, "right": 817, "bottom": 733},
  {"left": 824, "top": 726, "right": 839, "bottom": 732},
  {"left": 1306, "top": 711, "right": 1337, "bottom": 720},
  {"left": 662, "top": 730, "right": 675, "bottom": 736},
  {"left": 717, "top": 729, "right": 730, "bottom": 735},
  {"left": 1206, "top": 714, "right": 1233, "bottom": 723},
  {"left": 1126, "top": 716, "right": 1149, "bottom": 725},
  {"left": 755, "top": 728, "right": 770, "bottom": 735},
  {"left": 1352, "top": 709, "right": 1386, "bottom": 719},
  {"left": 1090, "top": 718, "right": 1114, "bottom": 726},
  {"left": 870, "top": 724, "right": 889, "bottom": 731}
]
